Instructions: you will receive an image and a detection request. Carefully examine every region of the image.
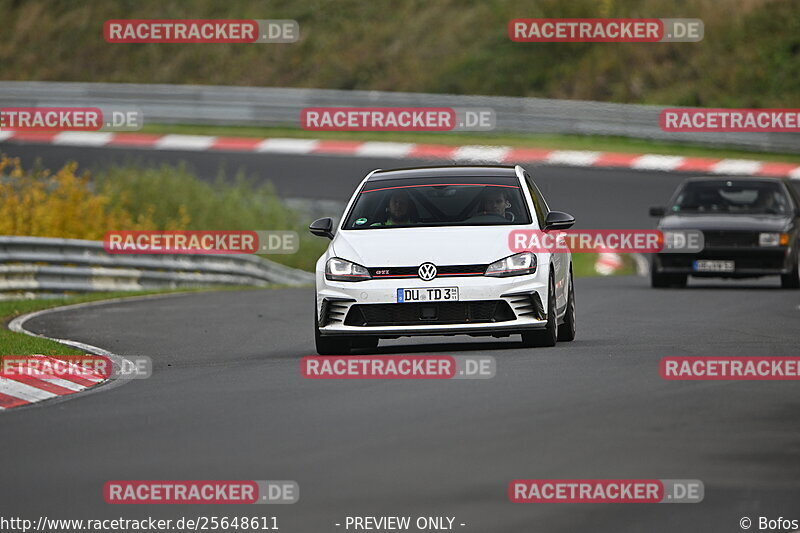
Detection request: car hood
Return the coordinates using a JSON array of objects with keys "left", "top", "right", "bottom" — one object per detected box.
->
[
  {"left": 659, "top": 214, "right": 792, "bottom": 232},
  {"left": 331, "top": 226, "right": 520, "bottom": 267}
]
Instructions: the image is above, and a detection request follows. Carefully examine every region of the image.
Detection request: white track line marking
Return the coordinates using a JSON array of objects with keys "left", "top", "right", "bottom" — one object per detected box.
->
[
  {"left": 546, "top": 150, "right": 601, "bottom": 166},
  {"left": 632, "top": 154, "right": 685, "bottom": 171},
  {"left": 789, "top": 167, "right": 800, "bottom": 180},
  {"left": 711, "top": 159, "right": 762, "bottom": 175},
  {"left": 452, "top": 145, "right": 511, "bottom": 163},
  {"left": 156, "top": 135, "right": 217, "bottom": 151},
  {"left": 53, "top": 132, "right": 114, "bottom": 146},
  {"left": 0, "top": 379, "right": 58, "bottom": 402},
  {"left": 256, "top": 138, "right": 319, "bottom": 153},
  {"left": 355, "top": 142, "right": 415, "bottom": 158},
  {"left": 33, "top": 376, "right": 87, "bottom": 392}
]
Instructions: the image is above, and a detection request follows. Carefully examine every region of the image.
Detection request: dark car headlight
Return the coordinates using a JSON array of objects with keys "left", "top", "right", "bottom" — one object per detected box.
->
[
  {"left": 325, "top": 257, "right": 371, "bottom": 281},
  {"left": 485, "top": 252, "right": 537, "bottom": 277}
]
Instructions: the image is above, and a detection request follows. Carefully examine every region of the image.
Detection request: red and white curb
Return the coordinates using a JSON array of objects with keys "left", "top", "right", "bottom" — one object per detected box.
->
[
  {"left": 0, "top": 354, "right": 108, "bottom": 410},
  {"left": 594, "top": 253, "right": 624, "bottom": 276},
  {"left": 0, "top": 292, "right": 185, "bottom": 412},
  {"left": 1, "top": 131, "right": 799, "bottom": 178}
]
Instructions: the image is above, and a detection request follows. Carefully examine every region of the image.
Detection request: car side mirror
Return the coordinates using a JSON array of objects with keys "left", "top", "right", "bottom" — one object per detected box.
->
[
  {"left": 309, "top": 217, "right": 334, "bottom": 239},
  {"left": 544, "top": 211, "right": 575, "bottom": 230},
  {"left": 649, "top": 206, "right": 666, "bottom": 217}
]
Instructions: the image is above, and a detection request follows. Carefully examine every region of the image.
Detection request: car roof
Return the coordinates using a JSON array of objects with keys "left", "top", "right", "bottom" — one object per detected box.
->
[{"left": 368, "top": 165, "right": 519, "bottom": 182}]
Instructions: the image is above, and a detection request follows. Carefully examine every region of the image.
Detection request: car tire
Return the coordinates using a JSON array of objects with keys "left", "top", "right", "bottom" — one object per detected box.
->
[
  {"left": 557, "top": 269, "right": 576, "bottom": 342},
  {"left": 521, "top": 272, "right": 557, "bottom": 348},
  {"left": 780, "top": 248, "right": 800, "bottom": 289},
  {"left": 651, "top": 269, "right": 668, "bottom": 288},
  {"left": 315, "top": 310, "right": 351, "bottom": 355}
]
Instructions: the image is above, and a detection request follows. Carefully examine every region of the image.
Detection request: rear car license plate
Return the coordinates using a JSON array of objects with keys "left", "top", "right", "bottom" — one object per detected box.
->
[
  {"left": 397, "top": 287, "right": 459, "bottom": 302},
  {"left": 693, "top": 260, "right": 735, "bottom": 273}
]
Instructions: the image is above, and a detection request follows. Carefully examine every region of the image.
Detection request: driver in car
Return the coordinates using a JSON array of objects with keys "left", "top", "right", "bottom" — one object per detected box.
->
[
  {"left": 371, "top": 190, "right": 413, "bottom": 226},
  {"left": 477, "top": 188, "right": 509, "bottom": 217}
]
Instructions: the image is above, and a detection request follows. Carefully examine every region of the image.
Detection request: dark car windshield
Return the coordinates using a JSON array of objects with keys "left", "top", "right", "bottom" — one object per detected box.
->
[
  {"left": 343, "top": 177, "right": 532, "bottom": 229},
  {"left": 671, "top": 180, "right": 791, "bottom": 215}
]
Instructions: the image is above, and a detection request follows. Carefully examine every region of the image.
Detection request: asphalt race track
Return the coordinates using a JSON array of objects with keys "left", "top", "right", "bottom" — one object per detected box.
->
[{"left": 2, "top": 142, "right": 800, "bottom": 532}]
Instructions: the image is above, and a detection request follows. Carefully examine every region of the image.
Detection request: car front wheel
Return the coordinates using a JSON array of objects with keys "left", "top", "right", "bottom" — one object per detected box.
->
[
  {"left": 780, "top": 248, "right": 800, "bottom": 289},
  {"left": 557, "top": 269, "right": 576, "bottom": 342},
  {"left": 315, "top": 311, "right": 351, "bottom": 355},
  {"left": 521, "top": 272, "right": 557, "bottom": 348}
]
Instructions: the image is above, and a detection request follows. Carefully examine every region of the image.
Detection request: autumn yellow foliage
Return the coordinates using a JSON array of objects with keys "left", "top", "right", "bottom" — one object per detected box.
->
[{"left": 0, "top": 155, "right": 189, "bottom": 239}]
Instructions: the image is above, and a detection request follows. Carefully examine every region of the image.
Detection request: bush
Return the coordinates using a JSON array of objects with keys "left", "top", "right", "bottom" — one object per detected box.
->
[{"left": 0, "top": 155, "right": 326, "bottom": 271}]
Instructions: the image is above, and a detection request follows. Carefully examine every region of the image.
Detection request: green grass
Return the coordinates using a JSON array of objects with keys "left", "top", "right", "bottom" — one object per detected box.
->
[
  {"left": 141, "top": 124, "right": 800, "bottom": 163},
  {"left": 1, "top": 0, "right": 798, "bottom": 108},
  {"left": 572, "top": 253, "right": 636, "bottom": 278}
]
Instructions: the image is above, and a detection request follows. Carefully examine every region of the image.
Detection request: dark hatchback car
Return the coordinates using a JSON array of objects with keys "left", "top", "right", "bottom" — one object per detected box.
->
[{"left": 650, "top": 177, "right": 800, "bottom": 289}]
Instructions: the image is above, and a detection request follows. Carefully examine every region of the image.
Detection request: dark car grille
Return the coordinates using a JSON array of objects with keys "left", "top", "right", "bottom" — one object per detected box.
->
[
  {"left": 702, "top": 230, "right": 758, "bottom": 248},
  {"left": 659, "top": 251, "right": 786, "bottom": 270},
  {"left": 344, "top": 301, "right": 516, "bottom": 326},
  {"left": 368, "top": 264, "right": 487, "bottom": 279}
]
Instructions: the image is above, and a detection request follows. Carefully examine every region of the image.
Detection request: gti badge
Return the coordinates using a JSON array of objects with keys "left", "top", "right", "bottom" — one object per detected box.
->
[{"left": 418, "top": 262, "right": 437, "bottom": 281}]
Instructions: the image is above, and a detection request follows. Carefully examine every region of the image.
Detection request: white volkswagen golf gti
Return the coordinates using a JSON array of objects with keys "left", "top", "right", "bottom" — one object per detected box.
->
[{"left": 310, "top": 165, "right": 576, "bottom": 354}]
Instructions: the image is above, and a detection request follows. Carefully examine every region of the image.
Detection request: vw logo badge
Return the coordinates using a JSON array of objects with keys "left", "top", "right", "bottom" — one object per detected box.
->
[{"left": 418, "top": 262, "right": 437, "bottom": 281}]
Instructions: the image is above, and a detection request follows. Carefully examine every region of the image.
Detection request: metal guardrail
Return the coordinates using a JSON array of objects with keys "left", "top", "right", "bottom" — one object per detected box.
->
[
  {"left": 0, "top": 236, "right": 314, "bottom": 294},
  {"left": 0, "top": 81, "right": 797, "bottom": 153}
]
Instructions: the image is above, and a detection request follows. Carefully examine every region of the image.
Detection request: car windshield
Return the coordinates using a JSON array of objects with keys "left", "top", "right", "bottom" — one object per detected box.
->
[
  {"left": 342, "top": 177, "right": 532, "bottom": 229},
  {"left": 671, "top": 180, "right": 791, "bottom": 215}
]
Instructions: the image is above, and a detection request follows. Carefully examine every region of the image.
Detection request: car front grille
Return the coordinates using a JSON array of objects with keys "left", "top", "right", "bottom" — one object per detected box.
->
[
  {"left": 344, "top": 300, "right": 516, "bottom": 326},
  {"left": 368, "top": 264, "right": 487, "bottom": 279},
  {"left": 659, "top": 251, "right": 786, "bottom": 270},
  {"left": 702, "top": 230, "right": 758, "bottom": 248}
]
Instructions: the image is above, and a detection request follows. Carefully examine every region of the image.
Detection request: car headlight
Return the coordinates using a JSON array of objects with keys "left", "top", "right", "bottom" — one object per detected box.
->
[
  {"left": 485, "top": 252, "right": 537, "bottom": 277},
  {"left": 759, "top": 232, "right": 789, "bottom": 247},
  {"left": 325, "top": 257, "right": 371, "bottom": 281}
]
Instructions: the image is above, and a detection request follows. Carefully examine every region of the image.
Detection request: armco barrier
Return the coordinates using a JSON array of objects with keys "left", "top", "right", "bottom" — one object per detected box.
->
[
  {"left": 0, "top": 236, "right": 314, "bottom": 294},
  {"left": 0, "top": 82, "right": 797, "bottom": 153}
]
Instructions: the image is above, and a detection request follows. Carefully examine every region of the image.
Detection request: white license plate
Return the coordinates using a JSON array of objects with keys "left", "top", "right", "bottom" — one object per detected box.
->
[
  {"left": 693, "top": 260, "right": 735, "bottom": 273},
  {"left": 397, "top": 287, "right": 459, "bottom": 303}
]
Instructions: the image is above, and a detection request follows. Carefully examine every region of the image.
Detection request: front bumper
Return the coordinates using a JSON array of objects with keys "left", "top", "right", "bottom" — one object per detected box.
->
[
  {"left": 316, "top": 274, "right": 548, "bottom": 337},
  {"left": 655, "top": 247, "right": 793, "bottom": 277}
]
